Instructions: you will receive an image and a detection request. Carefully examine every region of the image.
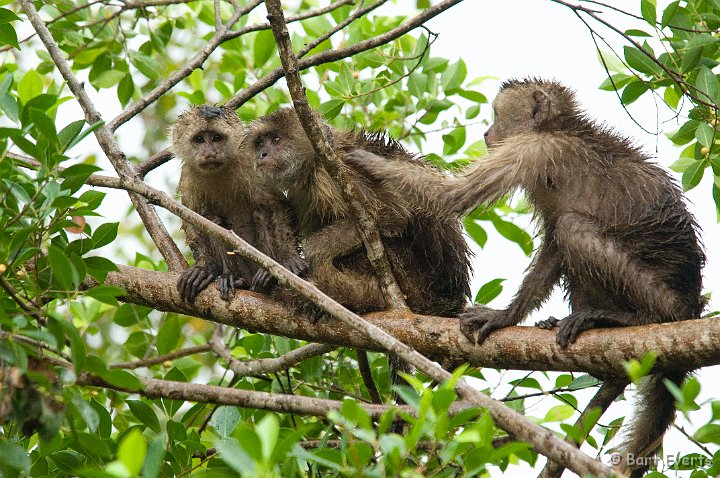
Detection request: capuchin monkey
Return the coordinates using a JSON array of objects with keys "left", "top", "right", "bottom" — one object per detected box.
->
[
  {"left": 172, "top": 105, "right": 306, "bottom": 303},
  {"left": 241, "top": 108, "right": 472, "bottom": 319},
  {"left": 346, "top": 78, "right": 706, "bottom": 477}
]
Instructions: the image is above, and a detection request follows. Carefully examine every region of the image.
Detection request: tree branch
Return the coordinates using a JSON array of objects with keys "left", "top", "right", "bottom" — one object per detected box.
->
[
  {"left": 110, "top": 344, "right": 213, "bottom": 369},
  {"left": 77, "top": 373, "right": 422, "bottom": 419},
  {"left": 264, "top": 0, "right": 407, "bottom": 310},
  {"left": 20, "top": 0, "right": 186, "bottom": 271},
  {"left": 98, "top": 265, "right": 720, "bottom": 380}
]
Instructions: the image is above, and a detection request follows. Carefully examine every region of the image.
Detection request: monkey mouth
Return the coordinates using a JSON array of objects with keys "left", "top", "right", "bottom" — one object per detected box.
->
[{"left": 199, "top": 161, "right": 224, "bottom": 171}]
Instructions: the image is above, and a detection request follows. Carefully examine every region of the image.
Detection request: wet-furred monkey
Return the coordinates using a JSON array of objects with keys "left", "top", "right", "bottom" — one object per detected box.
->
[
  {"left": 242, "top": 107, "right": 472, "bottom": 319},
  {"left": 346, "top": 78, "right": 706, "bottom": 477},
  {"left": 172, "top": 105, "right": 306, "bottom": 303}
]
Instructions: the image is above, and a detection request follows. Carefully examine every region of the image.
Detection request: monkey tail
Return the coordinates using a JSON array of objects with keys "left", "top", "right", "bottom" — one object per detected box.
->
[{"left": 618, "top": 370, "right": 689, "bottom": 477}]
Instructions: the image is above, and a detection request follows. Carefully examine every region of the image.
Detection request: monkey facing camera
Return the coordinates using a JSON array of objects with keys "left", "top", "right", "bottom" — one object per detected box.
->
[{"left": 172, "top": 105, "right": 304, "bottom": 303}]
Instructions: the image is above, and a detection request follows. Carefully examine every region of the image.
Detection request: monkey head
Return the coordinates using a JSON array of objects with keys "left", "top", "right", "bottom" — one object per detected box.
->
[
  {"left": 171, "top": 105, "right": 246, "bottom": 174},
  {"left": 243, "top": 108, "right": 317, "bottom": 189},
  {"left": 484, "top": 78, "right": 581, "bottom": 147}
]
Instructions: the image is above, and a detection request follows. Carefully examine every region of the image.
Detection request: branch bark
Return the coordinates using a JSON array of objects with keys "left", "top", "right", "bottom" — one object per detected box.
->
[
  {"left": 100, "top": 265, "right": 720, "bottom": 379},
  {"left": 264, "top": 0, "right": 407, "bottom": 310}
]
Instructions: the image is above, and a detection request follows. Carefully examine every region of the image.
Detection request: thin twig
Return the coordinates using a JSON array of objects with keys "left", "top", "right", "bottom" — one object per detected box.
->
[{"left": 110, "top": 344, "right": 213, "bottom": 369}]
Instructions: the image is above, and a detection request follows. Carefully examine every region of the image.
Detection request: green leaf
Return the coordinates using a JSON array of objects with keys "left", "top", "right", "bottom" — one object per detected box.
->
[
  {"left": 215, "top": 438, "right": 256, "bottom": 474},
  {"left": 118, "top": 74, "right": 134, "bottom": 107},
  {"left": 84, "top": 256, "right": 119, "bottom": 283},
  {"left": 0, "top": 441, "right": 30, "bottom": 473},
  {"left": 0, "top": 8, "right": 20, "bottom": 22},
  {"left": 695, "top": 66, "right": 720, "bottom": 105},
  {"left": 48, "top": 244, "right": 76, "bottom": 290},
  {"left": 92, "top": 222, "right": 119, "bottom": 249},
  {"left": 694, "top": 424, "right": 720, "bottom": 444},
  {"left": 256, "top": 414, "right": 279, "bottom": 461},
  {"left": 130, "top": 51, "right": 160, "bottom": 80},
  {"left": 474, "top": 278, "right": 505, "bottom": 305},
  {"left": 544, "top": 404, "right": 574, "bottom": 422},
  {"left": 93, "top": 70, "right": 126, "bottom": 89},
  {"left": 141, "top": 436, "right": 166, "bottom": 478},
  {"left": 118, "top": 428, "right": 147, "bottom": 476},
  {"left": 621, "top": 81, "right": 649, "bottom": 105},
  {"left": 640, "top": 0, "right": 657, "bottom": 25},
  {"left": 623, "top": 46, "right": 662, "bottom": 77},
  {"left": 254, "top": 30, "right": 275, "bottom": 68},
  {"left": 127, "top": 400, "right": 161, "bottom": 433},
  {"left": 53, "top": 316, "right": 86, "bottom": 374},
  {"left": 84, "top": 285, "right": 125, "bottom": 306},
  {"left": 682, "top": 159, "right": 705, "bottom": 191},
  {"left": 660, "top": 1, "right": 680, "bottom": 28},
  {"left": 0, "top": 22, "right": 18, "bottom": 49},
  {"left": 156, "top": 316, "right": 180, "bottom": 355},
  {"left": 463, "top": 219, "right": 487, "bottom": 248},
  {"left": 57, "top": 120, "right": 86, "bottom": 153},
  {"left": 18, "top": 70, "right": 42, "bottom": 104},
  {"left": 492, "top": 219, "right": 533, "bottom": 255},
  {"left": 59, "top": 163, "right": 101, "bottom": 193},
  {"left": 209, "top": 407, "right": 241, "bottom": 438},
  {"left": 441, "top": 59, "right": 467, "bottom": 93},
  {"left": 67, "top": 389, "right": 100, "bottom": 432},
  {"left": 695, "top": 123, "right": 715, "bottom": 148},
  {"left": 30, "top": 107, "right": 58, "bottom": 146}
]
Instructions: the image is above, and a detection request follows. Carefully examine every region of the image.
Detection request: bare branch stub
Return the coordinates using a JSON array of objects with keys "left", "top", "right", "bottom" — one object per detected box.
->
[{"left": 264, "top": 0, "right": 407, "bottom": 311}]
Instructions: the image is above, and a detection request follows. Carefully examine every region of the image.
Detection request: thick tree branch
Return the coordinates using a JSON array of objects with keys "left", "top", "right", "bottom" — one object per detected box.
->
[
  {"left": 99, "top": 265, "right": 720, "bottom": 379},
  {"left": 226, "top": 0, "right": 464, "bottom": 109},
  {"left": 20, "top": 0, "right": 186, "bottom": 271},
  {"left": 264, "top": 0, "right": 407, "bottom": 310}
]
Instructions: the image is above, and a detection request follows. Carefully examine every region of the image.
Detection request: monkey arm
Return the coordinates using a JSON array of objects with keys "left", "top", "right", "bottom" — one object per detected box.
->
[
  {"left": 344, "top": 149, "right": 460, "bottom": 216},
  {"left": 460, "top": 235, "right": 562, "bottom": 345},
  {"left": 178, "top": 219, "right": 224, "bottom": 302},
  {"left": 554, "top": 211, "right": 685, "bottom": 323}
]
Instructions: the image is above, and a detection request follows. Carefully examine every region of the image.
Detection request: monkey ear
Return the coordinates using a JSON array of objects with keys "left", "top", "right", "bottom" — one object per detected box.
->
[{"left": 531, "top": 89, "right": 553, "bottom": 122}]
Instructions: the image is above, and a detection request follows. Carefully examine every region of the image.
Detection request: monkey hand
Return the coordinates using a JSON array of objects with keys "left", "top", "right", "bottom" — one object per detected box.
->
[
  {"left": 534, "top": 316, "right": 560, "bottom": 329},
  {"left": 177, "top": 265, "right": 217, "bottom": 303},
  {"left": 216, "top": 274, "right": 247, "bottom": 301},
  {"left": 553, "top": 312, "right": 596, "bottom": 348},
  {"left": 251, "top": 257, "right": 309, "bottom": 291},
  {"left": 459, "top": 305, "right": 513, "bottom": 345}
]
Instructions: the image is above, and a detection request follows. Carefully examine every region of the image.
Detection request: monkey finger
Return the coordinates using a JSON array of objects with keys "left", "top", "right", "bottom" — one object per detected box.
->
[
  {"left": 178, "top": 267, "right": 201, "bottom": 302},
  {"left": 189, "top": 270, "right": 214, "bottom": 303},
  {"left": 216, "top": 275, "right": 234, "bottom": 301},
  {"left": 287, "top": 257, "right": 309, "bottom": 277},
  {"left": 556, "top": 314, "right": 594, "bottom": 348},
  {"left": 476, "top": 320, "right": 505, "bottom": 345},
  {"left": 251, "top": 269, "right": 274, "bottom": 291},
  {"left": 535, "top": 316, "right": 560, "bottom": 329}
]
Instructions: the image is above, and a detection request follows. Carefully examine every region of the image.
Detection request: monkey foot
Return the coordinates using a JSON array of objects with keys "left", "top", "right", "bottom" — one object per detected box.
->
[
  {"left": 177, "top": 266, "right": 217, "bottom": 303},
  {"left": 216, "top": 274, "right": 247, "bottom": 301},
  {"left": 553, "top": 312, "right": 596, "bottom": 348},
  {"left": 535, "top": 316, "right": 560, "bottom": 329},
  {"left": 459, "top": 305, "right": 512, "bottom": 345}
]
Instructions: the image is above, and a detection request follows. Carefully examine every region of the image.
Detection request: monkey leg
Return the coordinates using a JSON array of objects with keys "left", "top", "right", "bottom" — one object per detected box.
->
[
  {"left": 554, "top": 211, "right": 687, "bottom": 325},
  {"left": 461, "top": 237, "right": 562, "bottom": 345}
]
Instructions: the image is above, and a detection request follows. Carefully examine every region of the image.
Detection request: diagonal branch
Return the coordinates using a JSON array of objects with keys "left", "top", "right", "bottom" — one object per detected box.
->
[
  {"left": 264, "top": 0, "right": 407, "bottom": 310},
  {"left": 20, "top": 0, "right": 185, "bottom": 271}
]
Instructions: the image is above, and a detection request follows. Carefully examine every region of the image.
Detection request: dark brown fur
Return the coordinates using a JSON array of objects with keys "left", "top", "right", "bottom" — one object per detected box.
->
[
  {"left": 172, "top": 105, "right": 305, "bottom": 302},
  {"left": 242, "top": 108, "right": 472, "bottom": 318},
  {"left": 346, "top": 79, "right": 706, "bottom": 476}
]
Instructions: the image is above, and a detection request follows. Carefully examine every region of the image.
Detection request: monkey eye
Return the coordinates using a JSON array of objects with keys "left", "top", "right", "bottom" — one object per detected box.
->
[
  {"left": 272, "top": 135, "right": 280, "bottom": 144},
  {"left": 192, "top": 135, "right": 205, "bottom": 144},
  {"left": 212, "top": 133, "right": 224, "bottom": 142}
]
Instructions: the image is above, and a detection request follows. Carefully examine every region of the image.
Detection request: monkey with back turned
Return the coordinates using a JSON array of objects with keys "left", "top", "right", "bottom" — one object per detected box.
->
[
  {"left": 346, "top": 78, "right": 706, "bottom": 477},
  {"left": 172, "top": 105, "right": 306, "bottom": 303},
  {"left": 241, "top": 107, "right": 472, "bottom": 319}
]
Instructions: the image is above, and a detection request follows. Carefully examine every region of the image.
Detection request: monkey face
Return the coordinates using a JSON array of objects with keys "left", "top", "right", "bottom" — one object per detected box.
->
[{"left": 189, "top": 128, "right": 233, "bottom": 172}]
